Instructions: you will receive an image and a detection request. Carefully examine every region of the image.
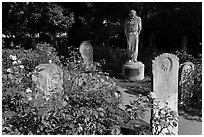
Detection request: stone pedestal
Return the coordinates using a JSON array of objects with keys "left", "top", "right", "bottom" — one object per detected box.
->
[{"left": 122, "top": 61, "right": 144, "bottom": 81}]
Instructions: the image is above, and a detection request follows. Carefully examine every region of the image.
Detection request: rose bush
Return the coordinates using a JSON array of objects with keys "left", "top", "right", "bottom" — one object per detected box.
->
[{"left": 2, "top": 43, "right": 152, "bottom": 135}]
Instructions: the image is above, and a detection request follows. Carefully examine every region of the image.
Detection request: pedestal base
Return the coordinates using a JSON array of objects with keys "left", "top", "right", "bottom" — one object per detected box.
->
[{"left": 122, "top": 61, "right": 145, "bottom": 81}]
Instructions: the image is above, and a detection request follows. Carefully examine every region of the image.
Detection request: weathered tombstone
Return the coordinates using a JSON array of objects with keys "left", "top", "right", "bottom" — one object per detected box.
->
[
  {"left": 152, "top": 53, "right": 179, "bottom": 135},
  {"left": 179, "top": 62, "right": 195, "bottom": 105},
  {"left": 32, "top": 63, "right": 63, "bottom": 96},
  {"left": 79, "top": 40, "right": 93, "bottom": 69}
]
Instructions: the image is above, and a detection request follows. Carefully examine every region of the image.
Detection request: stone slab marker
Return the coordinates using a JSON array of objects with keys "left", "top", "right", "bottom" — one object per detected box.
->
[
  {"left": 152, "top": 53, "right": 179, "bottom": 135},
  {"left": 32, "top": 63, "right": 63, "bottom": 96},
  {"left": 181, "top": 36, "right": 187, "bottom": 54},
  {"left": 79, "top": 40, "right": 93, "bottom": 68},
  {"left": 179, "top": 62, "right": 195, "bottom": 105}
]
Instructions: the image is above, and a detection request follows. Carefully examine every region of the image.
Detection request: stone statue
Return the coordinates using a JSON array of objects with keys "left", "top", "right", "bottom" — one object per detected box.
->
[{"left": 124, "top": 10, "right": 142, "bottom": 62}]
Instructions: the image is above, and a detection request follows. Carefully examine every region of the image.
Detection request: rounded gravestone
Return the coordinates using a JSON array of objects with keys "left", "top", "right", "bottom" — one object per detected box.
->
[
  {"left": 32, "top": 63, "right": 63, "bottom": 96},
  {"left": 179, "top": 62, "right": 195, "bottom": 105},
  {"left": 122, "top": 61, "right": 144, "bottom": 81},
  {"left": 79, "top": 40, "right": 93, "bottom": 66}
]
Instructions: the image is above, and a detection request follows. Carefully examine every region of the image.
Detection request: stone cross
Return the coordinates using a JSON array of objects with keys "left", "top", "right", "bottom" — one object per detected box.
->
[
  {"left": 32, "top": 63, "right": 63, "bottom": 96},
  {"left": 151, "top": 53, "right": 179, "bottom": 135},
  {"left": 79, "top": 40, "right": 93, "bottom": 68},
  {"left": 179, "top": 62, "right": 195, "bottom": 105}
]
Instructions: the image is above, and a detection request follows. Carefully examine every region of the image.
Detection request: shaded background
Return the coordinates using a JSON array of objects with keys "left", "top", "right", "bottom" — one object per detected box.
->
[{"left": 2, "top": 2, "right": 202, "bottom": 56}]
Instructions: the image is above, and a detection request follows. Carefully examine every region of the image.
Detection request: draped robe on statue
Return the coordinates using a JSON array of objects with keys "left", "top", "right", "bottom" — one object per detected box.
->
[{"left": 124, "top": 16, "right": 142, "bottom": 62}]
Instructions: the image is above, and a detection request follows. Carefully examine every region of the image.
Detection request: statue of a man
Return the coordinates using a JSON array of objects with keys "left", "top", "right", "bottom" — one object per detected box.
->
[{"left": 124, "top": 10, "right": 142, "bottom": 62}]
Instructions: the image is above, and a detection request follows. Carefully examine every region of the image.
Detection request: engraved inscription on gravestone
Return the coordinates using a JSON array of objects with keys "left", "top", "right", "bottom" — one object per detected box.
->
[
  {"left": 32, "top": 63, "right": 63, "bottom": 96},
  {"left": 179, "top": 62, "right": 195, "bottom": 105}
]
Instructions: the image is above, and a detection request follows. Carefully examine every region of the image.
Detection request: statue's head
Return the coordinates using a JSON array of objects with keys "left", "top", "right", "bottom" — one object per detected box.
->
[{"left": 129, "top": 10, "right": 136, "bottom": 19}]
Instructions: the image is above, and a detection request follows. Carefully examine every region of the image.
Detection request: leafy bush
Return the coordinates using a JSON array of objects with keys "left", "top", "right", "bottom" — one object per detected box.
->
[
  {"left": 152, "top": 101, "right": 178, "bottom": 135},
  {"left": 3, "top": 44, "right": 152, "bottom": 135},
  {"left": 2, "top": 43, "right": 63, "bottom": 134},
  {"left": 2, "top": 41, "right": 155, "bottom": 134}
]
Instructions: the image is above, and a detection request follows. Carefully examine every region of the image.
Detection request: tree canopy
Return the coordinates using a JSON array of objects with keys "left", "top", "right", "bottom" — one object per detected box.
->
[
  {"left": 2, "top": 2, "right": 202, "bottom": 54},
  {"left": 2, "top": 2, "right": 75, "bottom": 38}
]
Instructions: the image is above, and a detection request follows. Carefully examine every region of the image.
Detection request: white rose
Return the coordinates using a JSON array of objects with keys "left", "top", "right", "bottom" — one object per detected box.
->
[
  {"left": 26, "top": 87, "right": 32, "bottom": 93},
  {"left": 12, "top": 61, "right": 18, "bottom": 65},
  {"left": 6, "top": 68, "right": 12, "bottom": 73},
  {"left": 17, "top": 60, "right": 22, "bottom": 64},
  {"left": 10, "top": 55, "right": 17, "bottom": 60},
  {"left": 101, "top": 78, "right": 105, "bottom": 82},
  {"left": 19, "top": 65, "right": 24, "bottom": 69},
  {"left": 28, "top": 97, "right": 32, "bottom": 101},
  {"left": 46, "top": 97, "right": 50, "bottom": 101}
]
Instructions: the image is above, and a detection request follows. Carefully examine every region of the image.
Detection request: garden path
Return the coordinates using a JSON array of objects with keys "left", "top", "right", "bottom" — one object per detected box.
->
[{"left": 115, "top": 75, "right": 202, "bottom": 135}]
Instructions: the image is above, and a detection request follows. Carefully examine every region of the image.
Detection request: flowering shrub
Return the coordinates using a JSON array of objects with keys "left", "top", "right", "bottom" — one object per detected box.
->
[
  {"left": 152, "top": 101, "right": 178, "bottom": 135},
  {"left": 3, "top": 44, "right": 152, "bottom": 135},
  {"left": 125, "top": 94, "right": 150, "bottom": 120},
  {"left": 2, "top": 44, "right": 63, "bottom": 134}
]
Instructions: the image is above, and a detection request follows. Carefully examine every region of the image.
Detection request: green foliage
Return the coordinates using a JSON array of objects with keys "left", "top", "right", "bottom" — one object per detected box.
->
[
  {"left": 3, "top": 46, "right": 152, "bottom": 135},
  {"left": 175, "top": 51, "right": 195, "bottom": 64},
  {"left": 2, "top": 43, "right": 61, "bottom": 72},
  {"left": 2, "top": 44, "right": 62, "bottom": 134},
  {"left": 2, "top": 2, "right": 75, "bottom": 38},
  {"left": 152, "top": 101, "right": 178, "bottom": 135},
  {"left": 125, "top": 94, "right": 149, "bottom": 120}
]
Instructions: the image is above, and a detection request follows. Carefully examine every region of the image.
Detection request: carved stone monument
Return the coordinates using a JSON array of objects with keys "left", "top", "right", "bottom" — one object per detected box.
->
[
  {"left": 123, "top": 10, "right": 144, "bottom": 81},
  {"left": 32, "top": 63, "right": 63, "bottom": 96},
  {"left": 79, "top": 40, "right": 93, "bottom": 69},
  {"left": 151, "top": 53, "right": 179, "bottom": 135},
  {"left": 179, "top": 62, "right": 195, "bottom": 105},
  {"left": 122, "top": 61, "right": 144, "bottom": 81}
]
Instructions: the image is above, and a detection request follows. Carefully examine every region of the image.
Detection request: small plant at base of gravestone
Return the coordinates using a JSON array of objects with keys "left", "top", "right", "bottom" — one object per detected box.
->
[
  {"left": 124, "top": 94, "right": 152, "bottom": 135},
  {"left": 125, "top": 94, "right": 150, "bottom": 120},
  {"left": 151, "top": 101, "right": 178, "bottom": 135}
]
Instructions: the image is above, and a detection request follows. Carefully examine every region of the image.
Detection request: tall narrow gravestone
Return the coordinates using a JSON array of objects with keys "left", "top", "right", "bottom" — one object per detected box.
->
[
  {"left": 152, "top": 53, "right": 179, "bottom": 135},
  {"left": 179, "top": 62, "right": 195, "bottom": 105},
  {"left": 181, "top": 36, "right": 187, "bottom": 54},
  {"left": 79, "top": 40, "right": 93, "bottom": 69}
]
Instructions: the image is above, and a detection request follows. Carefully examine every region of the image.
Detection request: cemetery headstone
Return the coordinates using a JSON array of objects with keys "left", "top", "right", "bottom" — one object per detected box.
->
[
  {"left": 152, "top": 53, "right": 179, "bottom": 135},
  {"left": 179, "top": 62, "right": 195, "bottom": 105},
  {"left": 181, "top": 36, "right": 187, "bottom": 54},
  {"left": 32, "top": 63, "right": 63, "bottom": 96},
  {"left": 79, "top": 40, "right": 93, "bottom": 69}
]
